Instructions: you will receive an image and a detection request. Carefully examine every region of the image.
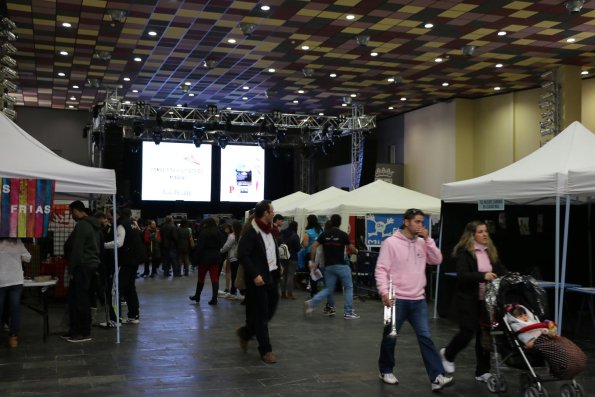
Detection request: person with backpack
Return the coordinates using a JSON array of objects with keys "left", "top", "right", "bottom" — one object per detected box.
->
[{"left": 279, "top": 221, "right": 300, "bottom": 300}]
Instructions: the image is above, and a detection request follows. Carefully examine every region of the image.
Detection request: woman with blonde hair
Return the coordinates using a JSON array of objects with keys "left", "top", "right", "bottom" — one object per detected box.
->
[{"left": 440, "top": 220, "right": 507, "bottom": 383}]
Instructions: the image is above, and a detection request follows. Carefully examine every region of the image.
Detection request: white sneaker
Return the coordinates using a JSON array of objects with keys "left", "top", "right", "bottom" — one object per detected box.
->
[
  {"left": 475, "top": 373, "right": 492, "bottom": 383},
  {"left": 304, "top": 300, "right": 314, "bottom": 315},
  {"left": 379, "top": 373, "right": 399, "bottom": 384},
  {"left": 431, "top": 374, "right": 453, "bottom": 391},
  {"left": 440, "top": 348, "right": 455, "bottom": 373}
]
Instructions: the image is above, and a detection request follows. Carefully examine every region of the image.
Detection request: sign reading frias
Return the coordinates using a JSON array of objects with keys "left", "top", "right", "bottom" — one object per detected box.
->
[{"left": 0, "top": 178, "right": 55, "bottom": 238}]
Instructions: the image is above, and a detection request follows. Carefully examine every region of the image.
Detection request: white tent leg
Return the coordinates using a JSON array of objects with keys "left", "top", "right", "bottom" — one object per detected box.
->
[
  {"left": 555, "top": 196, "right": 560, "bottom": 327},
  {"left": 433, "top": 215, "right": 444, "bottom": 319},
  {"left": 112, "top": 196, "right": 120, "bottom": 344},
  {"left": 558, "top": 195, "right": 571, "bottom": 334}
]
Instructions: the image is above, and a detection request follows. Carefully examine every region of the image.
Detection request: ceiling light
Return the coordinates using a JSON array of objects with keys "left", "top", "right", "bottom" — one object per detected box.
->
[
  {"left": 387, "top": 77, "right": 394, "bottom": 82},
  {"left": 298, "top": 90, "right": 305, "bottom": 94},
  {"left": 494, "top": 86, "right": 501, "bottom": 91},
  {"left": 442, "top": 82, "right": 449, "bottom": 87},
  {"left": 566, "top": 37, "right": 576, "bottom": 43},
  {"left": 370, "top": 52, "right": 378, "bottom": 57},
  {"left": 132, "top": 89, "right": 138, "bottom": 93},
  {"left": 350, "top": 93, "right": 356, "bottom": 97},
  {"left": 342, "top": 103, "right": 347, "bottom": 107},
  {"left": 435, "top": 57, "right": 443, "bottom": 63},
  {"left": 134, "top": 57, "right": 142, "bottom": 62},
  {"left": 243, "top": 97, "right": 248, "bottom": 100},
  {"left": 400, "top": 97, "right": 407, "bottom": 101},
  {"left": 58, "top": 72, "right": 66, "bottom": 77},
  {"left": 184, "top": 81, "right": 192, "bottom": 86},
  {"left": 388, "top": 106, "right": 394, "bottom": 110},
  {"left": 69, "top": 96, "right": 76, "bottom": 100},
  {"left": 59, "top": 50, "right": 69, "bottom": 56},
  {"left": 226, "top": 107, "right": 232, "bottom": 110},
  {"left": 495, "top": 63, "right": 503, "bottom": 68},
  {"left": 346, "top": 14, "right": 355, "bottom": 20},
  {"left": 176, "top": 104, "right": 182, "bottom": 107},
  {"left": 123, "top": 77, "right": 130, "bottom": 81},
  {"left": 301, "top": 45, "right": 310, "bottom": 50},
  {"left": 188, "top": 93, "right": 195, "bottom": 96},
  {"left": 581, "top": 70, "right": 589, "bottom": 75},
  {"left": 260, "top": 5, "right": 270, "bottom": 11},
  {"left": 424, "top": 23, "right": 434, "bottom": 29},
  {"left": 124, "top": 100, "right": 131, "bottom": 105},
  {"left": 498, "top": 31, "right": 507, "bottom": 36},
  {"left": 242, "top": 85, "right": 249, "bottom": 90},
  {"left": 319, "top": 112, "right": 324, "bottom": 116},
  {"left": 330, "top": 73, "right": 337, "bottom": 78},
  {"left": 228, "top": 38, "right": 236, "bottom": 44},
  {"left": 72, "top": 85, "right": 79, "bottom": 89},
  {"left": 148, "top": 31, "right": 157, "bottom": 37},
  {"left": 268, "top": 68, "right": 276, "bottom": 73},
  {"left": 293, "top": 100, "right": 299, "bottom": 104},
  {"left": 62, "top": 22, "right": 72, "bottom": 28},
  {"left": 68, "top": 105, "right": 74, "bottom": 108}
]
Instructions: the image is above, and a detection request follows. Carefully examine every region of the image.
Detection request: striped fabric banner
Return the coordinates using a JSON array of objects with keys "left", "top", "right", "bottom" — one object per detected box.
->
[{"left": 0, "top": 178, "right": 55, "bottom": 238}]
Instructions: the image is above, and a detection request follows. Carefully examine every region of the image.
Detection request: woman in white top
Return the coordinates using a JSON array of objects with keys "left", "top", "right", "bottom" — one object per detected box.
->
[{"left": 0, "top": 238, "right": 31, "bottom": 348}]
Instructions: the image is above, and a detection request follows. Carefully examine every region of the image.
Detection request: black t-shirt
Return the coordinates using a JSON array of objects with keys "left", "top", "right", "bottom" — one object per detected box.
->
[{"left": 316, "top": 227, "right": 351, "bottom": 266}]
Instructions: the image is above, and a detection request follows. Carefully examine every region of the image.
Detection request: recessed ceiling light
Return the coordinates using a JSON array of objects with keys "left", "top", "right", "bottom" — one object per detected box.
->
[
  {"left": 134, "top": 57, "right": 142, "bottom": 62},
  {"left": 124, "top": 100, "right": 131, "bottom": 105},
  {"left": 424, "top": 23, "right": 434, "bottom": 29},
  {"left": 342, "top": 103, "right": 347, "bottom": 107},
  {"left": 268, "top": 68, "right": 276, "bottom": 73},
  {"left": 69, "top": 96, "right": 76, "bottom": 100},
  {"left": 184, "top": 81, "right": 192, "bottom": 86},
  {"left": 319, "top": 112, "right": 324, "bottom": 116},
  {"left": 243, "top": 86, "right": 249, "bottom": 90},
  {"left": 148, "top": 31, "right": 157, "bottom": 37},
  {"left": 176, "top": 104, "right": 182, "bottom": 107},
  {"left": 301, "top": 45, "right": 310, "bottom": 50},
  {"left": 243, "top": 97, "right": 248, "bottom": 100},
  {"left": 72, "top": 85, "right": 79, "bottom": 89},
  {"left": 350, "top": 93, "right": 357, "bottom": 97},
  {"left": 59, "top": 50, "right": 69, "bottom": 56},
  {"left": 435, "top": 57, "right": 443, "bottom": 63},
  {"left": 388, "top": 106, "right": 394, "bottom": 110},
  {"left": 132, "top": 89, "right": 139, "bottom": 93},
  {"left": 62, "top": 22, "right": 72, "bottom": 28},
  {"left": 261, "top": 5, "right": 270, "bottom": 11},
  {"left": 400, "top": 97, "right": 407, "bottom": 101},
  {"left": 298, "top": 90, "right": 305, "bottom": 94},
  {"left": 228, "top": 38, "right": 236, "bottom": 44},
  {"left": 123, "top": 77, "right": 130, "bottom": 81},
  {"left": 442, "top": 82, "right": 449, "bottom": 87},
  {"left": 497, "top": 31, "right": 507, "bottom": 36},
  {"left": 346, "top": 14, "right": 355, "bottom": 20},
  {"left": 330, "top": 73, "right": 337, "bottom": 78},
  {"left": 566, "top": 37, "right": 576, "bottom": 43},
  {"left": 68, "top": 105, "right": 74, "bottom": 108},
  {"left": 293, "top": 100, "right": 299, "bottom": 104},
  {"left": 226, "top": 107, "right": 232, "bottom": 110},
  {"left": 581, "top": 70, "right": 589, "bottom": 75},
  {"left": 494, "top": 86, "right": 501, "bottom": 91},
  {"left": 188, "top": 93, "right": 195, "bottom": 96},
  {"left": 495, "top": 63, "right": 503, "bottom": 68},
  {"left": 370, "top": 52, "right": 378, "bottom": 57},
  {"left": 58, "top": 72, "right": 66, "bottom": 77},
  {"left": 387, "top": 77, "right": 395, "bottom": 82}
]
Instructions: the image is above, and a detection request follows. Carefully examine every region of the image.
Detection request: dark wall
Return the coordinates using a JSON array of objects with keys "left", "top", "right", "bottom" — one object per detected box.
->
[{"left": 375, "top": 115, "right": 405, "bottom": 164}]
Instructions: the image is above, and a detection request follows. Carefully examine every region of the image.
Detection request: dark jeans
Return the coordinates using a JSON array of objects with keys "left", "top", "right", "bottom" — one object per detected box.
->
[
  {"left": 119, "top": 265, "right": 140, "bottom": 318},
  {"left": 162, "top": 248, "right": 178, "bottom": 276},
  {"left": 239, "top": 271, "right": 279, "bottom": 356},
  {"left": 229, "top": 260, "right": 239, "bottom": 295},
  {"left": 0, "top": 284, "right": 22, "bottom": 336},
  {"left": 143, "top": 256, "right": 161, "bottom": 276},
  {"left": 68, "top": 265, "right": 96, "bottom": 337}
]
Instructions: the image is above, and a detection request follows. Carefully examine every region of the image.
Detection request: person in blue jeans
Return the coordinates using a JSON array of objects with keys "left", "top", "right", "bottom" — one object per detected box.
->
[
  {"left": 374, "top": 208, "right": 453, "bottom": 391},
  {"left": 304, "top": 214, "right": 359, "bottom": 319}
]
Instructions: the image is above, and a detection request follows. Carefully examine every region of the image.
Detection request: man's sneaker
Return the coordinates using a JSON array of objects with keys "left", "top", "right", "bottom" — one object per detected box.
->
[
  {"left": 59, "top": 333, "right": 72, "bottom": 340},
  {"left": 379, "top": 373, "right": 399, "bottom": 384},
  {"left": 475, "top": 373, "right": 492, "bottom": 383},
  {"left": 322, "top": 304, "right": 336, "bottom": 316},
  {"left": 440, "top": 348, "right": 455, "bottom": 373},
  {"left": 431, "top": 374, "right": 453, "bottom": 391},
  {"left": 67, "top": 335, "right": 92, "bottom": 343},
  {"left": 304, "top": 300, "right": 314, "bottom": 315},
  {"left": 98, "top": 320, "right": 117, "bottom": 329},
  {"left": 344, "top": 312, "right": 360, "bottom": 319},
  {"left": 127, "top": 316, "right": 140, "bottom": 324}
]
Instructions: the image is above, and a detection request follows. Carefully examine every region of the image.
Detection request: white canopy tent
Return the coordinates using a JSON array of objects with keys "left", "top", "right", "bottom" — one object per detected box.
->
[
  {"left": 0, "top": 113, "right": 121, "bottom": 341},
  {"left": 441, "top": 121, "right": 595, "bottom": 330},
  {"left": 272, "top": 191, "right": 311, "bottom": 214}
]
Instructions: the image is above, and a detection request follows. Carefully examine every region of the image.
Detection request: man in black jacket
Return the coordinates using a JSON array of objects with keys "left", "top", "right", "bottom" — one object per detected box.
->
[{"left": 236, "top": 200, "right": 280, "bottom": 364}]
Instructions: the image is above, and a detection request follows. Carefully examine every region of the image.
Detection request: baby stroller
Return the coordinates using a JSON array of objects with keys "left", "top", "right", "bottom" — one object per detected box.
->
[{"left": 485, "top": 274, "right": 587, "bottom": 397}]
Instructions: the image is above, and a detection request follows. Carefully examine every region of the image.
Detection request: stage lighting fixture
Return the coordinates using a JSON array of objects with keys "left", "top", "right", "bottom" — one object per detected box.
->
[
  {"left": 207, "top": 104, "right": 218, "bottom": 116},
  {"left": 275, "top": 128, "right": 285, "bottom": 142},
  {"left": 461, "top": 45, "right": 476, "bottom": 56},
  {"left": 204, "top": 59, "right": 217, "bottom": 69},
  {"left": 1, "top": 17, "right": 17, "bottom": 31},
  {"left": 192, "top": 132, "right": 203, "bottom": 148},
  {"left": 240, "top": 23, "right": 256, "bottom": 37},
  {"left": 152, "top": 129, "right": 162, "bottom": 145},
  {"left": 217, "top": 134, "right": 229, "bottom": 149},
  {"left": 265, "top": 89, "right": 277, "bottom": 98},
  {"left": 259, "top": 117, "right": 268, "bottom": 133},
  {"left": 302, "top": 67, "right": 314, "bottom": 77},
  {"left": 225, "top": 115, "right": 232, "bottom": 132},
  {"left": 1, "top": 42, "right": 17, "bottom": 55},
  {"left": 156, "top": 112, "right": 163, "bottom": 127},
  {"left": 107, "top": 9, "right": 127, "bottom": 22},
  {"left": 565, "top": 0, "right": 584, "bottom": 14},
  {"left": 342, "top": 96, "right": 352, "bottom": 105},
  {"left": 257, "top": 136, "right": 267, "bottom": 149},
  {"left": 133, "top": 121, "right": 144, "bottom": 136},
  {"left": 272, "top": 110, "right": 282, "bottom": 120},
  {"left": 356, "top": 34, "right": 370, "bottom": 47},
  {"left": 320, "top": 140, "right": 333, "bottom": 156}
]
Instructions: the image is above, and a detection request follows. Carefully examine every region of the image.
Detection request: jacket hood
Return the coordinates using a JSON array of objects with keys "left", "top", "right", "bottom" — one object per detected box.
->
[{"left": 81, "top": 215, "right": 101, "bottom": 230}]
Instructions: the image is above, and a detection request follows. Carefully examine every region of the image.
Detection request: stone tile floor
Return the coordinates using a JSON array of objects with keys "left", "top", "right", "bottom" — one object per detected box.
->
[{"left": 1, "top": 272, "right": 593, "bottom": 396}]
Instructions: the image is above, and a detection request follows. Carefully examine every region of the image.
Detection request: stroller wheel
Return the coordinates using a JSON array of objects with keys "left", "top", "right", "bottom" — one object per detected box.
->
[
  {"left": 487, "top": 375, "right": 507, "bottom": 393},
  {"left": 524, "top": 385, "right": 549, "bottom": 397},
  {"left": 560, "top": 383, "right": 585, "bottom": 397}
]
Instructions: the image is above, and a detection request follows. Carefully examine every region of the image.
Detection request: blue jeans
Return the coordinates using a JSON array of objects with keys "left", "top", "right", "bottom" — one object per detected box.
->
[
  {"left": 378, "top": 299, "right": 444, "bottom": 381},
  {"left": 310, "top": 264, "right": 352, "bottom": 314},
  {"left": 0, "top": 284, "right": 23, "bottom": 336}
]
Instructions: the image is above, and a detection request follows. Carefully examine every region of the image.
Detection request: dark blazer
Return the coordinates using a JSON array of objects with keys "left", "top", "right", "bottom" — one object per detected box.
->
[
  {"left": 238, "top": 223, "right": 279, "bottom": 286},
  {"left": 195, "top": 230, "right": 224, "bottom": 265},
  {"left": 452, "top": 249, "right": 507, "bottom": 327}
]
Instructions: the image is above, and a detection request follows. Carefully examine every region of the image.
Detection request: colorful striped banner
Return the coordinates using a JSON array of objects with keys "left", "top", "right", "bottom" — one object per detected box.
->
[{"left": 0, "top": 178, "right": 55, "bottom": 238}]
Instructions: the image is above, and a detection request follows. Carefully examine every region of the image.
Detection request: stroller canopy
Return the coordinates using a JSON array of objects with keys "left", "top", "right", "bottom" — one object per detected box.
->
[{"left": 485, "top": 274, "right": 548, "bottom": 322}]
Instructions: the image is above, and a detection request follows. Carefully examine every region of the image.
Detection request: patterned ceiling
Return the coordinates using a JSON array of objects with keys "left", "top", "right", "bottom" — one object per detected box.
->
[{"left": 5, "top": 0, "right": 595, "bottom": 119}]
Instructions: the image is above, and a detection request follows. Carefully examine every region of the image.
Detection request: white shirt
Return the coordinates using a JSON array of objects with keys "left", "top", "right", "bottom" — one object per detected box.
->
[
  {"left": 104, "top": 224, "right": 125, "bottom": 249},
  {"left": 252, "top": 219, "right": 278, "bottom": 271},
  {"left": 0, "top": 239, "right": 31, "bottom": 288}
]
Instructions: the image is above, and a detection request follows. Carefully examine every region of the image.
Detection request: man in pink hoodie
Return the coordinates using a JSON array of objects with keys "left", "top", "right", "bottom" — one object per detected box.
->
[{"left": 375, "top": 208, "right": 453, "bottom": 391}]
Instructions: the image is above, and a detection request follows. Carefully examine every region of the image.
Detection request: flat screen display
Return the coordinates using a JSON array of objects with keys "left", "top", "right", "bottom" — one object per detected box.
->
[
  {"left": 220, "top": 145, "right": 265, "bottom": 202},
  {"left": 141, "top": 141, "right": 212, "bottom": 201}
]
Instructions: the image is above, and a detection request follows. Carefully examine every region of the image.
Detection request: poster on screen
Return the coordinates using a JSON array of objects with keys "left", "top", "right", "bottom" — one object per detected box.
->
[
  {"left": 219, "top": 145, "right": 265, "bottom": 203},
  {"left": 141, "top": 142, "right": 212, "bottom": 201}
]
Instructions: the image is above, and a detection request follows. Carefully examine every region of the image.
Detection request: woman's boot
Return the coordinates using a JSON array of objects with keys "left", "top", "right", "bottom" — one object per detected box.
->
[
  {"left": 208, "top": 282, "right": 219, "bottom": 305},
  {"left": 189, "top": 282, "right": 204, "bottom": 302}
]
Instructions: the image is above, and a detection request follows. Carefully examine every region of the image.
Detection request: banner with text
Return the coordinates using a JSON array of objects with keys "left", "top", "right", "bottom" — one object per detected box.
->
[{"left": 0, "top": 178, "right": 55, "bottom": 238}]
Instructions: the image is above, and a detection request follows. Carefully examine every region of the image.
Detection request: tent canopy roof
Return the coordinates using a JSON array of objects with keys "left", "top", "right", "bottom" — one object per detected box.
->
[
  {"left": 442, "top": 121, "right": 595, "bottom": 204},
  {"left": 0, "top": 113, "right": 116, "bottom": 194},
  {"left": 272, "top": 191, "right": 311, "bottom": 213}
]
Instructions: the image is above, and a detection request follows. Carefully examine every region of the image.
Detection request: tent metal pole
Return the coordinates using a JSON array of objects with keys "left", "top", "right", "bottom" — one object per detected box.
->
[
  {"left": 555, "top": 196, "right": 560, "bottom": 327},
  {"left": 588, "top": 198, "right": 593, "bottom": 288},
  {"left": 112, "top": 196, "right": 120, "bottom": 344},
  {"left": 433, "top": 214, "right": 444, "bottom": 319},
  {"left": 558, "top": 195, "right": 571, "bottom": 335}
]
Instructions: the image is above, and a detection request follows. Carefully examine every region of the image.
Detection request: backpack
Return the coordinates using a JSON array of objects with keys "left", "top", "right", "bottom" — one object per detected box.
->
[{"left": 278, "top": 243, "right": 290, "bottom": 260}]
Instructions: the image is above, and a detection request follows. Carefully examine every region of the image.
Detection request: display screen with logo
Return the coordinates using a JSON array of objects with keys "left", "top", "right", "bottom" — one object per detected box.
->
[{"left": 220, "top": 145, "right": 265, "bottom": 202}]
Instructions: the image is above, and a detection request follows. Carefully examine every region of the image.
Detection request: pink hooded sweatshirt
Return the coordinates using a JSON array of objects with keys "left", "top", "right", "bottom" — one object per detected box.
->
[{"left": 375, "top": 230, "right": 442, "bottom": 300}]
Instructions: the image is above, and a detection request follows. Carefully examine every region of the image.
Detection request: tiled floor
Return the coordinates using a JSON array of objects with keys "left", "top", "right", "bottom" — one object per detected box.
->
[{"left": 2, "top": 272, "right": 594, "bottom": 397}]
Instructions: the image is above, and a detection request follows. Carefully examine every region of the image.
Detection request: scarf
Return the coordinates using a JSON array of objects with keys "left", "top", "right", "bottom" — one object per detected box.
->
[{"left": 255, "top": 217, "right": 272, "bottom": 234}]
